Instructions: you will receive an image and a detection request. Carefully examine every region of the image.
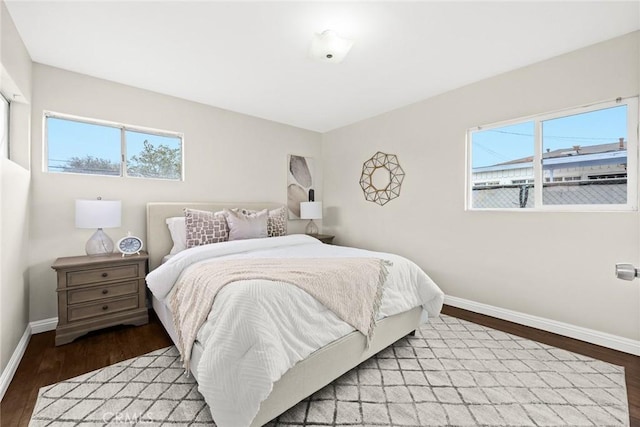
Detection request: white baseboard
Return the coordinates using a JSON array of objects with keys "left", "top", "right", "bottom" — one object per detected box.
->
[
  {"left": 0, "top": 326, "right": 30, "bottom": 401},
  {"left": 445, "top": 295, "right": 640, "bottom": 356},
  {"left": 30, "top": 317, "right": 58, "bottom": 334},
  {"left": 0, "top": 317, "right": 58, "bottom": 401}
]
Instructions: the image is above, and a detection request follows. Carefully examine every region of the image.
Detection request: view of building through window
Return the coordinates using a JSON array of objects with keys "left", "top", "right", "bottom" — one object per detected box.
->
[
  {"left": 472, "top": 121, "right": 535, "bottom": 208},
  {"left": 541, "top": 106, "right": 627, "bottom": 206},
  {"left": 469, "top": 100, "right": 635, "bottom": 210},
  {"left": 46, "top": 114, "right": 183, "bottom": 180}
]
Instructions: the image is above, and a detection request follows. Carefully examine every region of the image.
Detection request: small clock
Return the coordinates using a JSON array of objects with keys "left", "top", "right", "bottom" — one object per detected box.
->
[{"left": 117, "top": 232, "right": 144, "bottom": 256}]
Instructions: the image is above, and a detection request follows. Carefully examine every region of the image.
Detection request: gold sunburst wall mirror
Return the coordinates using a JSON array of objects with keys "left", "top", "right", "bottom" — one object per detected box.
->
[{"left": 360, "top": 152, "right": 405, "bottom": 206}]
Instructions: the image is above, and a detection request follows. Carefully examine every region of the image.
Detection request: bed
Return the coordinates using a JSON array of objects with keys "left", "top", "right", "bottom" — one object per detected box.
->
[{"left": 145, "top": 202, "right": 444, "bottom": 427}]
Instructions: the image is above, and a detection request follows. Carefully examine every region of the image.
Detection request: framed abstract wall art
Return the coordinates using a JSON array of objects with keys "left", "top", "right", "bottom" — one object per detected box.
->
[{"left": 287, "top": 154, "right": 315, "bottom": 218}]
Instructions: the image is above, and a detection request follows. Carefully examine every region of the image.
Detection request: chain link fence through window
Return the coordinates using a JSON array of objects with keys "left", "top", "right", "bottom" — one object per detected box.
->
[{"left": 472, "top": 179, "right": 626, "bottom": 208}]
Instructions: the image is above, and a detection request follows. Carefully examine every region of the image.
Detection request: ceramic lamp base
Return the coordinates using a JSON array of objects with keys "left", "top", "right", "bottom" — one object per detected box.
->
[{"left": 86, "top": 228, "right": 114, "bottom": 256}]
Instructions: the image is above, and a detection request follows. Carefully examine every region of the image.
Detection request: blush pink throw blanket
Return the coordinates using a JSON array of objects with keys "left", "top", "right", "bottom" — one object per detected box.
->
[{"left": 169, "top": 257, "right": 391, "bottom": 370}]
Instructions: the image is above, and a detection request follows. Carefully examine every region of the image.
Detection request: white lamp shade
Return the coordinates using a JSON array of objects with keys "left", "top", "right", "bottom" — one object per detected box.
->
[
  {"left": 300, "top": 202, "right": 323, "bottom": 220},
  {"left": 75, "top": 199, "right": 121, "bottom": 229}
]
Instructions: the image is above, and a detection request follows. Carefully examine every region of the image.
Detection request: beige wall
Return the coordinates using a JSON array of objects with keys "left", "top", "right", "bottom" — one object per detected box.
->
[
  {"left": 29, "top": 64, "right": 322, "bottom": 322},
  {"left": 322, "top": 32, "right": 640, "bottom": 341},
  {"left": 0, "top": 0, "right": 32, "bottom": 374}
]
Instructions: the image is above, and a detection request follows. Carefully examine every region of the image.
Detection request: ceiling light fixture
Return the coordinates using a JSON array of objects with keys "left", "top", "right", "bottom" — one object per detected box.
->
[{"left": 309, "top": 30, "right": 353, "bottom": 64}]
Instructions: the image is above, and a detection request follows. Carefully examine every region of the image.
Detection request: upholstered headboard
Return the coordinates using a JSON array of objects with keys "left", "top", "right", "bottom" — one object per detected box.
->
[{"left": 146, "top": 202, "right": 284, "bottom": 271}]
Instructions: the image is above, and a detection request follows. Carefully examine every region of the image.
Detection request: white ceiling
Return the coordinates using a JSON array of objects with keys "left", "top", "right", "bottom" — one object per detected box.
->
[{"left": 5, "top": 1, "right": 640, "bottom": 133}]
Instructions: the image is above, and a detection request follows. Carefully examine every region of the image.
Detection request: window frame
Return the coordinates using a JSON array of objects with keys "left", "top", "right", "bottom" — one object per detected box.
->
[
  {"left": 1, "top": 93, "right": 10, "bottom": 159},
  {"left": 43, "top": 111, "right": 185, "bottom": 181},
  {"left": 466, "top": 97, "right": 638, "bottom": 212}
]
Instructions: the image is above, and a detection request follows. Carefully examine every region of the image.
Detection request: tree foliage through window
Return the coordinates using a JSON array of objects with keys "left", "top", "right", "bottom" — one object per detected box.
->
[
  {"left": 63, "top": 156, "right": 120, "bottom": 175},
  {"left": 128, "top": 140, "right": 181, "bottom": 179}
]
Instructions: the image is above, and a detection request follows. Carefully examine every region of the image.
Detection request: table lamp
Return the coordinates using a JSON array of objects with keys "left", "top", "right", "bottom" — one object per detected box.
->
[
  {"left": 75, "top": 198, "right": 121, "bottom": 256},
  {"left": 300, "top": 201, "right": 322, "bottom": 235}
]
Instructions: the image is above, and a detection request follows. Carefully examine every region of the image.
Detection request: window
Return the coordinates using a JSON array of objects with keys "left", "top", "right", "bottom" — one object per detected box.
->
[
  {"left": 45, "top": 112, "right": 183, "bottom": 180},
  {"left": 1, "top": 94, "right": 9, "bottom": 159},
  {"left": 468, "top": 98, "right": 638, "bottom": 210}
]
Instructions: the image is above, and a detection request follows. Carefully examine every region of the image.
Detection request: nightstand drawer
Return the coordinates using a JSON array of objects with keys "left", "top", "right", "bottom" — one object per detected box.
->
[
  {"left": 67, "top": 264, "right": 139, "bottom": 286},
  {"left": 67, "top": 281, "right": 139, "bottom": 305},
  {"left": 68, "top": 295, "right": 139, "bottom": 322}
]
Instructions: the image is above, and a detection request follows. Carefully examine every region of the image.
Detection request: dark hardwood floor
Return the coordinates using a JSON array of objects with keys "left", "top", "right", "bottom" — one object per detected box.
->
[
  {"left": 1, "top": 306, "right": 638, "bottom": 426},
  {"left": 0, "top": 311, "right": 172, "bottom": 427}
]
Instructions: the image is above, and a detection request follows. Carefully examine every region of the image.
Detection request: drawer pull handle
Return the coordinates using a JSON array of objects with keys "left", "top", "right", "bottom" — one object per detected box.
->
[
  {"left": 101, "top": 273, "right": 108, "bottom": 278},
  {"left": 102, "top": 305, "right": 109, "bottom": 311},
  {"left": 102, "top": 289, "right": 108, "bottom": 295}
]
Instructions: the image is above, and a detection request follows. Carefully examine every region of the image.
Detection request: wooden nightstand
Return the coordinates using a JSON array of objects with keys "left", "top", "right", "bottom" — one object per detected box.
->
[
  {"left": 313, "top": 234, "right": 335, "bottom": 244},
  {"left": 52, "top": 252, "right": 149, "bottom": 346}
]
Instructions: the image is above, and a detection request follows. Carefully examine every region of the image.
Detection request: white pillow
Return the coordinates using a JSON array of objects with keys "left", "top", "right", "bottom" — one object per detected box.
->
[{"left": 166, "top": 216, "right": 187, "bottom": 255}]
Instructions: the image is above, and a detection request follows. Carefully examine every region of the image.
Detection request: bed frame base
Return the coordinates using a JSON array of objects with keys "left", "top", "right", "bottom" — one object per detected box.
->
[
  {"left": 153, "top": 295, "right": 421, "bottom": 426},
  {"left": 252, "top": 306, "right": 422, "bottom": 426}
]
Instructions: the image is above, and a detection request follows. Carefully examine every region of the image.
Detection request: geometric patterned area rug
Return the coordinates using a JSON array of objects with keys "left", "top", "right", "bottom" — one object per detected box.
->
[{"left": 29, "top": 315, "right": 629, "bottom": 426}]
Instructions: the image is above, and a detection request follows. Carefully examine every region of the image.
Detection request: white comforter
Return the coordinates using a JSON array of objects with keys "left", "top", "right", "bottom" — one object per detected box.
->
[{"left": 146, "top": 234, "right": 444, "bottom": 427}]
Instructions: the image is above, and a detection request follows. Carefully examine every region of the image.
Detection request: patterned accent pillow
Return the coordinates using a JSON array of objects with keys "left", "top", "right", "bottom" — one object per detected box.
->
[
  {"left": 239, "top": 206, "right": 287, "bottom": 237},
  {"left": 267, "top": 206, "right": 287, "bottom": 237},
  {"left": 184, "top": 208, "right": 229, "bottom": 249}
]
